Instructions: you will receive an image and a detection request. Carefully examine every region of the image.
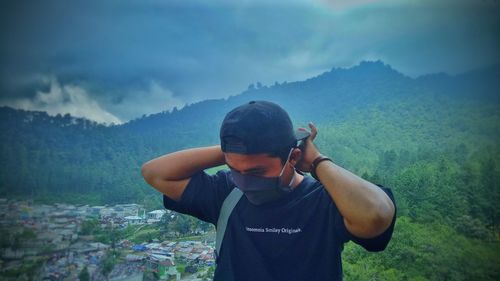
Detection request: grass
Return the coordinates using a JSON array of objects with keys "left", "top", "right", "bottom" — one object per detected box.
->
[{"left": 128, "top": 228, "right": 160, "bottom": 244}]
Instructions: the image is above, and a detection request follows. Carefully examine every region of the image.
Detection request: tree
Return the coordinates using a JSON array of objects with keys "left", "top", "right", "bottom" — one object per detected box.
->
[
  {"left": 172, "top": 214, "right": 191, "bottom": 235},
  {"left": 80, "top": 219, "right": 99, "bottom": 235},
  {"left": 101, "top": 251, "right": 117, "bottom": 281},
  {"left": 78, "top": 266, "right": 90, "bottom": 281}
]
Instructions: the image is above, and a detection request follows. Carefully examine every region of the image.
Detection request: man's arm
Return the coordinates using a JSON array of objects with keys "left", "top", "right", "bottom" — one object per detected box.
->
[
  {"left": 141, "top": 145, "right": 225, "bottom": 201},
  {"left": 297, "top": 123, "right": 395, "bottom": 239},
  {"left": 316, "top": 161, "right": 395, "bottom": 238}
]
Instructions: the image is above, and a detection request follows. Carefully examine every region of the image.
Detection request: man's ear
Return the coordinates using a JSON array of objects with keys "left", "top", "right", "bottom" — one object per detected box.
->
[{"left": 289, "top": 148, "right": 302, "bottom": 166}]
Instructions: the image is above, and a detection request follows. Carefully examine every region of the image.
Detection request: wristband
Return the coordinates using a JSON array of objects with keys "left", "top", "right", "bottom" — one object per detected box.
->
[{"left": 310, "top": 155, "right": 333, "bottom": 180}]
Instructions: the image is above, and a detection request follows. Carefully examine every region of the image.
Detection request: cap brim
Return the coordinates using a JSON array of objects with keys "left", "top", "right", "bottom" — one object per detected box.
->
[{"left": 294, "top": 130, "right": 310, "bottom": 141}]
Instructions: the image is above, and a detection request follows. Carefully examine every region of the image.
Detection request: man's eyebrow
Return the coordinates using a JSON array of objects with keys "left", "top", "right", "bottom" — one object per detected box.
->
[{"left": 227, "top": 163, "right": 267, "bottom": 174}]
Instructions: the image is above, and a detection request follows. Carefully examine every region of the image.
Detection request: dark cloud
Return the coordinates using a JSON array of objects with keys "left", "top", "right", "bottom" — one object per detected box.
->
[{"left": 0, "top": 0, "right": 498, "bottom": 122}]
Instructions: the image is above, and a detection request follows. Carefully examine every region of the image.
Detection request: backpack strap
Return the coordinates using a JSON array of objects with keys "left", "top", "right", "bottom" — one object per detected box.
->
[{"left": 215, "top": 187, "right": 243, "bottom": 262}]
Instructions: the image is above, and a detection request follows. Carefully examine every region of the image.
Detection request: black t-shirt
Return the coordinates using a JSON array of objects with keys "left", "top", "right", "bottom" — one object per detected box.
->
[{"left": 163, "top": 170, "right": 397, "bottom": 281}]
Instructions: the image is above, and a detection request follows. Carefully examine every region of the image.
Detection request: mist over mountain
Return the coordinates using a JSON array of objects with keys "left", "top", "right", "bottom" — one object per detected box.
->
[
  {"left": 0, "top": 61, "right": 499, "bottom": 205},
  {"left": 123, "top": 60, "right": 499, "bottom": 133}
]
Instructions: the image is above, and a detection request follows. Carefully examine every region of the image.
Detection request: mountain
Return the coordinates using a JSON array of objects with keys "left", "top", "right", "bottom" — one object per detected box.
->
[
  {"left": 121, "top": 60, "right": 500, "bottom": 135},
  {"left": 0, "top": 61, "right": 498, "bottom": 206}
]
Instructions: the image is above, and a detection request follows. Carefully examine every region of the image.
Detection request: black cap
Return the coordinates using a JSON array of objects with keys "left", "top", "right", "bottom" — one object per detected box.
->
[{"left": 220, "top": 101, "right": 310, "bottom": 154}]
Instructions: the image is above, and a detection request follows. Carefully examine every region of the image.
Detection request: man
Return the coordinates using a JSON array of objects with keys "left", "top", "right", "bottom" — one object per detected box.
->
[{"left": 142, "top": 101, "right": 396, "bottom": 281}]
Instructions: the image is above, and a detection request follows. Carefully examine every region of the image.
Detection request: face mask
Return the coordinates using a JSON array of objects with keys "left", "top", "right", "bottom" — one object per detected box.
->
[{"left": 229, "top": 149, "right": 295, "bottom": 205}]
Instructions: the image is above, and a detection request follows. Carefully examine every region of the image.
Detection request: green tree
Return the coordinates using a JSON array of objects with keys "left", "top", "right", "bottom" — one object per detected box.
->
[
  {"left": 80, "top": 219, "right": 100, "bottom": 235},
  {"left": 101, "top": 251, "right": 118, "bottom": 281},
  {"left": 78, "top": 266, "right": 90, "bottom": 281}
]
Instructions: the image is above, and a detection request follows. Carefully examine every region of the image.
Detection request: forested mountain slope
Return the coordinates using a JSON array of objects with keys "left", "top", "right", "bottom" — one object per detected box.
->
[{"left": 1, "top": 61, "right": 497, "bottom": 204}]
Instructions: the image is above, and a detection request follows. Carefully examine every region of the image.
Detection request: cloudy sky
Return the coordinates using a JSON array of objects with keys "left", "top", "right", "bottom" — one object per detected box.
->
[{"left": 0, "top": 0, "right": 498, "bottom": 124}]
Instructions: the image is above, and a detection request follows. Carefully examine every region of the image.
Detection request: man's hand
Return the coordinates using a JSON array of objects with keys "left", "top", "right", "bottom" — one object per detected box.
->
[{"left": 295, "top": 122, "right": 321, "bottom": 172}]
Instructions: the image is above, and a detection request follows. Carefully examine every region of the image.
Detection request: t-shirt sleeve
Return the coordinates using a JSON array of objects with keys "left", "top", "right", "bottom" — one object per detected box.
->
[
  {"left": 162, "top": 170, "right": 233, "bottom": 225},
  {"left": 336, "top": 185, "right": 397, "bottom": 252}
]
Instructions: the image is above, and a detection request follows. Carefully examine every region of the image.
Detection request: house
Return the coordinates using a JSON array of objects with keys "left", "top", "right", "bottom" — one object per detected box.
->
[
  {"left": 90, "top": 206, "right": 105, "bottom": 218},
  {"left": 145, "top": 253, "right": 179, "bottom": 281},
  {"left": 126, "top": 254, "right": 145, "bottom": 262},
  {"left": 124, "top": 215, "right": 145, "bottom": 225},
  {"left": 147, "top": 210, "right": 166, "bottom": 223},
  {"left": 113, "top": 203, "right": 140, "bottom": 217}
]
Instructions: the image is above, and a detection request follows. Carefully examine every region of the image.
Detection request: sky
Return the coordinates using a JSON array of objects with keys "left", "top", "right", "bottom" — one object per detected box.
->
[{"left": 0, "top": 0, "right": 499, "bottom": 124}]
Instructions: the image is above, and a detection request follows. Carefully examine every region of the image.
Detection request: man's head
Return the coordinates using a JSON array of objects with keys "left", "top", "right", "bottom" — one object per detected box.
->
[
  {"left": 220, "top": 101, "right": 308, "bottom": 157},
  {"left": 220, "top": 101, "right": 309, "bottom": 174},
  {"left": 220, "top": 101, "right": 309, "bottom": 204}
]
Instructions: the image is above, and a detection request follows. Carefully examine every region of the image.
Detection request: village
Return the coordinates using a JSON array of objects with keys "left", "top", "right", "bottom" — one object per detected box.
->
[{"left": 0, "top": 198, "right": 216, "bottom": 281}]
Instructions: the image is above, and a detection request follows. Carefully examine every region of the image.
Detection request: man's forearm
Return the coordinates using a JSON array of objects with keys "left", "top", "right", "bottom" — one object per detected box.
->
[
  {"left": 142, "top": 145, "right": 225, "bottom": 181},
  {"left": 315, "top": 160, "right": 395, "bottom": 238}
]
